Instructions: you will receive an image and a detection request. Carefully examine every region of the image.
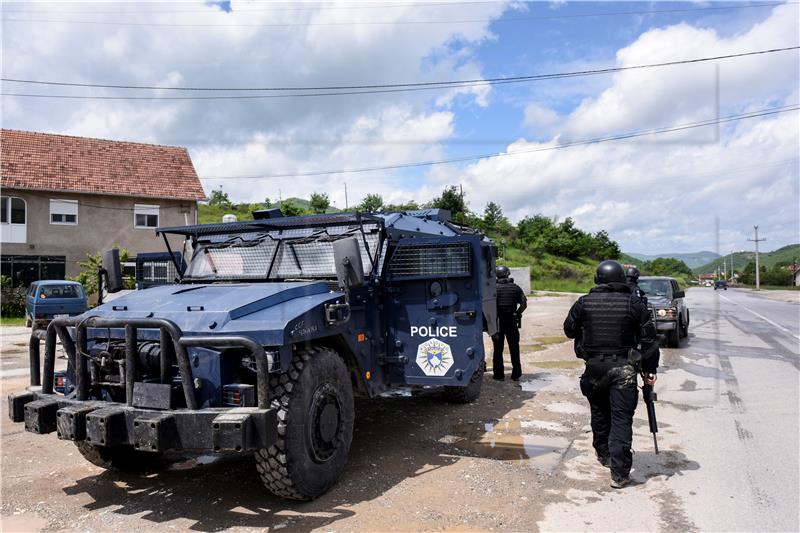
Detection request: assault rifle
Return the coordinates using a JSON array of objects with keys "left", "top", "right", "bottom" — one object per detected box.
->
[
  {"left": 641, "top": 376, "right": 659, "bottom": 454},
  {"left": 628, "top": 348, "right": 659, "bottom": 453}
]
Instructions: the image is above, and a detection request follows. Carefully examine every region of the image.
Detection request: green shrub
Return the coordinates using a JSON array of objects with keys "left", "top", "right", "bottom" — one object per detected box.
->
[{"left": 0, "top": 275, "right": 26, "bottom": 317}]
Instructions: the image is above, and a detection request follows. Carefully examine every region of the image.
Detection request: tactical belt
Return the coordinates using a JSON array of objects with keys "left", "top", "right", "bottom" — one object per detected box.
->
[{"left": 586, "top": 352, "right": 629, "bottom": 363}]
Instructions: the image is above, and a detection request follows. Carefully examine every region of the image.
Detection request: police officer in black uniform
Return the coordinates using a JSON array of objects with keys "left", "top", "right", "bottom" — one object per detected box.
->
[
  {"left": 563, "top": 260, "right": 659, "bottom": 488},
  {"left": 626, "top": 265, "right": 646, "bottom": 304},
  {"left": 493, "top": 265, "right": 527, "bottom": 381}
]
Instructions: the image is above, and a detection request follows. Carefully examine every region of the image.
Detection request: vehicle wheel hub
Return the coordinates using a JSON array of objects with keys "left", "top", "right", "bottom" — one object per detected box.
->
[{"left": 308, "top": 383, "right": 342, "bottom": 463}]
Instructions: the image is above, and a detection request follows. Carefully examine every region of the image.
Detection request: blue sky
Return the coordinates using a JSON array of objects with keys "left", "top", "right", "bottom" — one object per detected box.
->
[
  {"left": 2, "top": 1, "right": 797, "bottom": 254},
  {"left": 444, "top": 2, "right": 783, "bottom": 156}
]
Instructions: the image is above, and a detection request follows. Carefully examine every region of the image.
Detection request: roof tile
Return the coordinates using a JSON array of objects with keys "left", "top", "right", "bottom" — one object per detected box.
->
[{"left": 1, "top": 129, "right": 206, "bottom": 201}]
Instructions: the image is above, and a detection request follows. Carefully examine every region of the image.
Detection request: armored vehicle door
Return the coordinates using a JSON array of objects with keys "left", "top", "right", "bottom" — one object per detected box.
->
[{"left": 383, "top": 236, "right": 485, "bottom": 386}]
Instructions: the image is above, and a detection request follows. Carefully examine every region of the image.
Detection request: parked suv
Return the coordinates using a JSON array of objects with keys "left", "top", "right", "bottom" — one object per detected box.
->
[
  {"left": 638, "top": 276, "right": 689, "bottom": 348},
  {"left": 25, "top": 280, "right": 87, "bottom": 330}
]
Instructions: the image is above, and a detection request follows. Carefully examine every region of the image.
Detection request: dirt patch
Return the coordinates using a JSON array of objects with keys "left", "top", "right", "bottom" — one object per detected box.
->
[
  {"left": 531, "top": 360, "right": 583, "bottom": 369},
  {"left": 534, "top": 336, "right": 570, "bottom": 345},
  {"left": 0, "top": 295, "right": 599, "bottom": 532},
  {"left": 520, "top": 344, "right": 546, "bottom": 353}
]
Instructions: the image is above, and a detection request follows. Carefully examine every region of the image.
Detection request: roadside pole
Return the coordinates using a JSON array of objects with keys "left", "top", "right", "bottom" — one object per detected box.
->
[{"left": 748, "top": 226, "right": 766, "bottom": 290}]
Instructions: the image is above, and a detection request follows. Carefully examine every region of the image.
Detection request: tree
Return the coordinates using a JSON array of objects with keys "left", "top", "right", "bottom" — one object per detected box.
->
[
  {"left": 71, "top": 249, "right": 134, "bottom": 298},
  {"left": 309, "top": 192, "right": 330, "bottom": 214},
  {"left": 263, "top": 198, "right": 274, "bottom": 208},
  {"left": 483, "top": 202, "right": 504, "bottom": 230},
  {"left": 517, "top": 214, "right": 555, "bottom": 243},
  {"left": 385, "top": 200, "right": 420, "bottom": 212},
  {"left": 647, "top": 258, "right": 693, "bottom": 278},
  {"left": 280, "top": 200, "right": 306, "bottom": 217},
  {"left": 208, "top": 186, "right": 232, "bottom": 208},
  {"left": 588, "top": 230, "right": 621, "bottom": 260},
  {"left": 429, "top": 186, "right": 466, "bottom": 219},
  {"left": 358, "top": 194, "right": 384, "bottom": 213}
]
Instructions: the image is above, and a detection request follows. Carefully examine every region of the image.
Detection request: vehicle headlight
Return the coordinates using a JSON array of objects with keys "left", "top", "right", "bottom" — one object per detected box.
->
[{"left": 656, "top": 308, "right": 667, "bottom": 317}]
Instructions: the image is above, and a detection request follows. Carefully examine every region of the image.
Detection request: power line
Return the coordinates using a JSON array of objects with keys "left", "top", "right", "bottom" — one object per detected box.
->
[
  {"left": 0, "top": 1, "right": 497, "bottom": 14},
  {"left": 196, "top": 105, "right": 799, "bottom": 180},
  {"left": 2, "top": 2, "right": 795, "bottom": 28},
  {"left": 2, "top": 47, "right": 797, "bottom": 101}
]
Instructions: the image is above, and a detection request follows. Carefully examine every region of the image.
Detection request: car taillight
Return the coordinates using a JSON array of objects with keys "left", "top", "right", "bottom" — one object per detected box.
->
[
  {"left": 54, "top": 371, "right": 67, "bottom": 394},
  {"left": 222, "top": 384, "right": 255, "bottom": 407}
]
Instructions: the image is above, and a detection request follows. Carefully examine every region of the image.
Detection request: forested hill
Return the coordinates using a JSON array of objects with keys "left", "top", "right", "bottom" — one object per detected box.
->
[
  {"left": 627, "top": 251, "right": 720, "bottom": 269},
  {"left": 693, "top": 244, "right": 800, "bottom": 274}
]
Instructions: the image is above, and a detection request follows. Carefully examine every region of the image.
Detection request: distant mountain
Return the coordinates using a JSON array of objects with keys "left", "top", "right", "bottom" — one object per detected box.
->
[
  {"left": 626, "top": 251, "right": 720, "bottom": 269},
  {"left": 693, "top": 244, "right": 800, "bottom": 274}
]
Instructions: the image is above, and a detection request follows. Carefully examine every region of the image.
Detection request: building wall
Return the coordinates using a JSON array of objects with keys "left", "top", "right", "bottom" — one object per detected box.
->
[
  {"left": 509, "top": 266, "right": 531, "bottom": 295},
  {"left": 1, "top": 189, "right": 196, "bottom": 278}
]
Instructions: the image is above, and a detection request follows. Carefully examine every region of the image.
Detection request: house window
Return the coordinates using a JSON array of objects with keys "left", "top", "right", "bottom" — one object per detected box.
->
[
  {"left": 1, "top": 196, "right": 27, "bottom": 243},
  {"left": 134, "top": 204, "right": 160, "bottom": 229},
  {"left": 1, "top": 196, "right": 26, "bottom": 224},
  {"left": 50, "top": 199, "right": 78, "bottom": 225}
]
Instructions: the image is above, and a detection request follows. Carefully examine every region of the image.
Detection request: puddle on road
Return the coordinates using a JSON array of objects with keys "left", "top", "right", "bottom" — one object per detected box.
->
[
  {"left": 441, "top": 420, "right": 570, "bottom": 472},
  {"left": 520, "top": 372, "right": 576, "bottom": 393},
  {"left": 169, "top": 454, "right": 222, "bottom": 471},
  {"left": 379, "top": 388, "right": 413, "bottom": 398},
  {"left": 544, "top": 401, "right": 586, "bottom": 414}
]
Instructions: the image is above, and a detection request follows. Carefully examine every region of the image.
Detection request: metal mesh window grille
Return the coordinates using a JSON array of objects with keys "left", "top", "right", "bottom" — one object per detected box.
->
[
  {"left": 389, "top": 242, "right": 471, "bottom": 278},
  {"left": 189, "top": 240, "right": 277, "bottom": 279},
  {"left": 141, "top": 261, "right": 177, "bottom": 283},
  {"left": 185, "top": 225, "right": 381, "bottom": 280}
]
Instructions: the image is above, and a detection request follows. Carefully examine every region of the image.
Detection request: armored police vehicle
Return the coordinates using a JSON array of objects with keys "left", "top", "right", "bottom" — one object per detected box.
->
[{"left": 9, "top": 209, "right": 497, "bottom": 500}]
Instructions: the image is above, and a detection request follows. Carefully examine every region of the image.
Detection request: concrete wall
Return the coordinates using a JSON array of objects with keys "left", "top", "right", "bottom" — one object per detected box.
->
[
  {"left": 509, "top": 266, "right": 531, "bottom": 295},
  {"left": 1, "top": 189, "right": 196, "bottom": 278}
]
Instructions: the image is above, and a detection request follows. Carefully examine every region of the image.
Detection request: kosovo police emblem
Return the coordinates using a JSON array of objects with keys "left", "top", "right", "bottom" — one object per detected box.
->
[{"left": 416, "top": 338, "right": 454, "bottom": 377}]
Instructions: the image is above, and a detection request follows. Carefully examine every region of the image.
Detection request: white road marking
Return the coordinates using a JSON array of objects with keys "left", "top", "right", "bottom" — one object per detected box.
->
[
  {"left": 719, "top": 294, "right": 800, "bottom": 341},
  {"left": 0, "top": 368, "right": 30, "bottom": 378}
]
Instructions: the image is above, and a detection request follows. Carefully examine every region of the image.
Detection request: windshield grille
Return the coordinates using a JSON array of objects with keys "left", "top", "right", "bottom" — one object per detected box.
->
[
  {"left": 184, "top": 224, "right": 381, "bottom": 280},
  {"left": 205, "top": 241, "right": 278, "bottom": 279},
  {"left": 388, "top": 242, "right": 471, "bottom": 278}
]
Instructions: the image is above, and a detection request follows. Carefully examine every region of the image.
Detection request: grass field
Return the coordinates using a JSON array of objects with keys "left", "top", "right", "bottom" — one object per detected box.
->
[{"left": 0, "top": 316, "right": 27, "bottom": 327}]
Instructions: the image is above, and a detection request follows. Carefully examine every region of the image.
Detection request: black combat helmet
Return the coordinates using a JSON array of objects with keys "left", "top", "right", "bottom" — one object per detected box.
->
[
  {"left": 626, "top": 266, "right": 640, "bottom": 283},
  {"left": 595, "top": 260, "right": 626, "bottom": 284},
  {"left": 496, "top": 265, "right": 510, "bottom": 279}
]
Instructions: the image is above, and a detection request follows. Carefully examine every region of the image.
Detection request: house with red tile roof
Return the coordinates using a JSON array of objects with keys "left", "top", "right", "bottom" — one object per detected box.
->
[{"left": 1, "top": 129, "right": 206, "bottom": 283}]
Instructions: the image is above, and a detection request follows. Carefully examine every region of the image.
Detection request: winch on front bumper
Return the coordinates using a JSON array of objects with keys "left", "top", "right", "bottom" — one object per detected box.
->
[{"left": 7, "top": 316, "right": 278, "bottom": 453}]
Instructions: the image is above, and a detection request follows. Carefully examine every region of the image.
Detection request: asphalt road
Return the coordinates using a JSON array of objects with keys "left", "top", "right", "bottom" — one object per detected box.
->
[
  {"left": 1, "top": 288, "right": 798, "bottom": 531},
  {"left": 681, "top": 288, "right": 799, "bottom": 530},
  {"left": 540, "top": 287, "right": 800, "bottom": 531}
]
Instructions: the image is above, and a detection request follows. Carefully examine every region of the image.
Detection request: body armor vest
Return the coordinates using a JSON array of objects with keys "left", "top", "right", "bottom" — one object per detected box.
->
[
  {"left": 581, "top": 291, "right": 638, "bottom": 354},
  {"left": 496, "top": 280, "right": 521, "bottom": 314}
]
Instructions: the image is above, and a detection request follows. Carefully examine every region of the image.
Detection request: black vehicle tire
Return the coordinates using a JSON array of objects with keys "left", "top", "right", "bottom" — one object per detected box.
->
[
  {"left": 255, "top": 346, "right": 354, "bottom": 501},
  {"left": 444, "top": 362, "right": 484, "bottom": 403},
  {"left": 25, "top": 316, "right": 32, "bottom": 328},
  {"left": 681, "top": 313, "right": 690, "bottom": 338},
  {"left": 666, "top": 327, "right": 680, "bottom": 348},
  {"left": 75, "top": 441, "right": 165, "bottom": 472}
]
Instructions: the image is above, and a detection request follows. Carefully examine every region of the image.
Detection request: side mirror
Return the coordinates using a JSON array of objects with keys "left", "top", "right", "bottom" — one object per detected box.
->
[
  {"left": 333, "top": 237, "right": 365, "bottom": 290},
  {"left": 102, "top": 249, "right": 123, "bottom": 293},
  {"left": 674, "top": 290, "right": 685, "bottom": 299}
]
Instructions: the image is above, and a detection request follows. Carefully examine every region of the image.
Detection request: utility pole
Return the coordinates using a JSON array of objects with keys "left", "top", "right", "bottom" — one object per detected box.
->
[
  {"left": 748, "top": 226, "right": 766, "bottom": 290},
  {"left": 344, "top": 182, "right": 348, "bottom": 210}
]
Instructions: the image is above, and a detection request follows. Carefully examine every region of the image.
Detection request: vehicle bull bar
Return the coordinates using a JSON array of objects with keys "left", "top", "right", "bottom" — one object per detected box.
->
[{"left": 29, "top": 317, "right": 273, "bottom": 410}]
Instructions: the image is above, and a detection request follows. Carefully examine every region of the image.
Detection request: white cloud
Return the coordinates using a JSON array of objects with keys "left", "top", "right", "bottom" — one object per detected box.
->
[
  {"left": 449, "top": 4, "right": 799, "bottom": 252},
  {"left": 2, "top": 2, "right": 797, "bottom": 253},
  {"left": 523, "top": 103, "right": 560, "bottom": 134}
]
